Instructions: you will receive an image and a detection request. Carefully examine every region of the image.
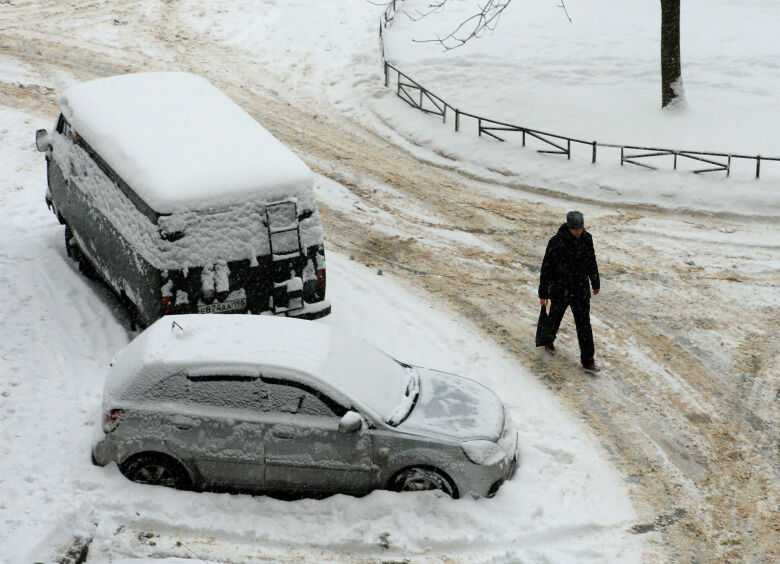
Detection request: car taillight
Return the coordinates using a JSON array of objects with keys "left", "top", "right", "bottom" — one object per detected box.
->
[
  {"left": 102, "top": 409, "right": 125, "bottom": 433},
  {"left": 161, "top": 295, "right": 173, "bottom": 315},
  {"left": 316, "top": 269, "right": 326, "bottom": 290}
]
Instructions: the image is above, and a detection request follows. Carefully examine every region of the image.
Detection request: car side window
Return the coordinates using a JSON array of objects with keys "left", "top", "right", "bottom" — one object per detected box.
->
[
  {"left": 139, "top": 372, "right": 187, "bottom": 402},
  {"left": 182, "top": 375, "right": 265, "bottom": 410},
  {"left": 263, "top": 382, "right": 336, "bottom": 418}
]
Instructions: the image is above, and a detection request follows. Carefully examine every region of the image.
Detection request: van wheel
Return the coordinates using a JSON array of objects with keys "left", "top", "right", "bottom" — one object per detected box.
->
[
  {"left": 120, "top": 453, "right": 191, "bottom": 490},
  {"left": 64, "top": 225, "right": 97, "bottom": 279},
  {"left": 120, "top": 293, "right": 144, "bottom": 331},
  {"left": 64, "top": 224, "right": 76, "bottom": 258},
  {"left": 389, "top": 467, "right": 457, "bottom": 498}
]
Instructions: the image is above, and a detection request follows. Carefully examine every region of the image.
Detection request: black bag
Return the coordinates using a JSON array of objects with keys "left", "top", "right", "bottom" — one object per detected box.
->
[{"left": 535, "top": 305, "right": 549, "bottom": 347}]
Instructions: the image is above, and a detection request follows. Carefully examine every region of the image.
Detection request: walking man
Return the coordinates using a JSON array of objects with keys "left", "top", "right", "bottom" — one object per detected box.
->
[{"left": 538, "top": 211, "right": 601, "bottom": 373}]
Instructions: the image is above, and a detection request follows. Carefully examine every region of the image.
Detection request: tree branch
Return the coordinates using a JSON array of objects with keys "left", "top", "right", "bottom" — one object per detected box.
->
[
  {"left": 410, "top": 0, "right": 513, "bottom": 50},
  {"left": 404, "top": 0, "right": 571, "bottom": 50},
  {"left": 557, "top": 1, "right": 573, "bottom": 23}
]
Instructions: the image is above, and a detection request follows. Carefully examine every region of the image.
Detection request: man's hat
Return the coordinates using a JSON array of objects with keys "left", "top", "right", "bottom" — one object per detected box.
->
[{"left": 566, "top": 211, "right": 584, "bottom": 229}]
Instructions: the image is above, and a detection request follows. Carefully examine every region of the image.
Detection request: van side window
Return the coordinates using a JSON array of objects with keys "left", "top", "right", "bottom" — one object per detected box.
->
[{"left": 58, "top": 116, "right": 72, "bottom": 138}]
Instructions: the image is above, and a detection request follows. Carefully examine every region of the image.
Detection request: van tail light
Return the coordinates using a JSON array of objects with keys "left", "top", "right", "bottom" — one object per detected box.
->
[
  {"left": 102, "top": 409, "right": 125, "bottom": 433},
  {"left": 316, "top": 269, "right": 326, "bottom": 290},
  {"left": 161, "top": 295, "right": 173, "bottom": 315}
]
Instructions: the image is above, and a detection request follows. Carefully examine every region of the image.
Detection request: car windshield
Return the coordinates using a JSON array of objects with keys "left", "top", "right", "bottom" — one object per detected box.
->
[{"left": 321, "top": 333, "right": 415, "bottom": 423}]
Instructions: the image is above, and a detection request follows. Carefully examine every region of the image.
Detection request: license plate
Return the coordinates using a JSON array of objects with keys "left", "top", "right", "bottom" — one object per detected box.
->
[{"left": 198, "top": 298, "right": 247, "bottom": 314}]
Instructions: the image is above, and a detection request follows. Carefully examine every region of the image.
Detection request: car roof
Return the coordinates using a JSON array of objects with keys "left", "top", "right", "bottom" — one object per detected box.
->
[
  {"left": 58, "top": 72, "right": 313, "bottom": 214},
  {"left": 106, "top": 315, "right": 409, "bottom": 420},
  {"left": 110, "top": 315, "right": 331, "bottom": 384}
]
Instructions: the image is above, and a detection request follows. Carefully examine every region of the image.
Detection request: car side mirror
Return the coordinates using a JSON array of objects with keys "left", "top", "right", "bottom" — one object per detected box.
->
[
  {"left": 338, "top": 411, "right": 362, "bottom": 433},
  {"left": 35, "top": 129, "right": 51, "bottom": 152}
]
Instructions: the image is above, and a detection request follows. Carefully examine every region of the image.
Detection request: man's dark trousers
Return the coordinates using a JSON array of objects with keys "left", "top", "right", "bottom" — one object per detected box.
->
[{"left": 545, "top": 288, "right": 594, "bottom": 365}]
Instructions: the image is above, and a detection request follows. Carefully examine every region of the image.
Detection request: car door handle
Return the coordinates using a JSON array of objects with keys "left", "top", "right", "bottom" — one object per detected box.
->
[
  {"left": 171, "top": 416, "right": 194, "bottom": 430},
  {"left": 272, "top": 430, "right": 294, "bottom": 439}
]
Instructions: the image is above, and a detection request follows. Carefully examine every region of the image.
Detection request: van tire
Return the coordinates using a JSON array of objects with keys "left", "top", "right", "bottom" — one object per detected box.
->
[
  {"left": 119, "top": 292, "right": 144, "bottom": 331},
  {"left": 64, "top": 224, "right": 75, "bottom": 259},
  {"left": 64, "top": 225, "right": 97, "bottom": 280}
]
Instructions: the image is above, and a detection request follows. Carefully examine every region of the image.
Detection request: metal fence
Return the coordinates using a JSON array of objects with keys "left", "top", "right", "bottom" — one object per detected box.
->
[{"left": 378, "top": 2, "right": 778, "bottom": 180}]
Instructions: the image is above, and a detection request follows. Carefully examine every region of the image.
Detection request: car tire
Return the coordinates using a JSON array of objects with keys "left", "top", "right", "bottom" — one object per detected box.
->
[
  {"left": 120, "top": 453, "right": 191, "bottom": 490},
  {"left": 64, "top": 225, "right": 97, "bottom": 279},
  {"left": 389, "top": 467, "right": 457, "bottom": 498}
]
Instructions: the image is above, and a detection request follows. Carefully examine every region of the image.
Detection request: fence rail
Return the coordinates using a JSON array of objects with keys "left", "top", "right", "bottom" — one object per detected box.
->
[{"left": 378, "top": 2, "right": 778, "bottom": 180}]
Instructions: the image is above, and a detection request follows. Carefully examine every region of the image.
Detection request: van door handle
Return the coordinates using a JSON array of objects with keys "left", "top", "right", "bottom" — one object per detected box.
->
[{"left": 272, "top": 430, "right": 294, "bottom": 439}]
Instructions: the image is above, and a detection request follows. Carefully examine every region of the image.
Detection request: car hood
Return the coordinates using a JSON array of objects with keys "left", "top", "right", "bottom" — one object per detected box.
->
[{"left": 396, "top": 368, "right": 504, "bottom": 441}]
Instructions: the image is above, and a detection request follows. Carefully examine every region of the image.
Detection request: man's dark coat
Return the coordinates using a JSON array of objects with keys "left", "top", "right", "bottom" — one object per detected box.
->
[
  {"left": 538, "top": 224, "right": 600, "bottom": 300},
  {"left": 538, "top": 224, "right": 600, "bottom": 364}
]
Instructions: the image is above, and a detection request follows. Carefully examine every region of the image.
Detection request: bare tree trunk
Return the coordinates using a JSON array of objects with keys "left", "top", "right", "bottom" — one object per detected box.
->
[{"left": 660, "top": 0, "right": 684, "bottom": 108}]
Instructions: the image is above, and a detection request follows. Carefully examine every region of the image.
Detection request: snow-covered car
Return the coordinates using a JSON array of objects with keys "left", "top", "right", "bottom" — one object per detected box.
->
[
  {"left": 36, "top": 72, "right": 330, "bottom": 327},
  {"left": 92, "top": 315, "right": 518, "bottom": 498}
]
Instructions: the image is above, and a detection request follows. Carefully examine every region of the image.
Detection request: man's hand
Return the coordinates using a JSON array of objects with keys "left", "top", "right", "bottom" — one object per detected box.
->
[
  {"left": 540, "top": 298, "right": 549, "bottom": 306},
  {"left": 593, "top": 288, "right": 600, "bottom": 296}
]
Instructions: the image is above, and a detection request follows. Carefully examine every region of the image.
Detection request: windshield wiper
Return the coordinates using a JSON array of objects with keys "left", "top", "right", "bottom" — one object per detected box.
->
[{"left": 387, "top": 366, "right": 420, "bottom": 427}]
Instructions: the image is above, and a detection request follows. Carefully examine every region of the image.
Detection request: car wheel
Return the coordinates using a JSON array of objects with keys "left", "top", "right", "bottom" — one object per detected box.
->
[
  {"left": 120, "top": 454, "right": 191, "bottom": 490},
  {"left": 389, "top": 467, "right": 456, "bottom": 498}
]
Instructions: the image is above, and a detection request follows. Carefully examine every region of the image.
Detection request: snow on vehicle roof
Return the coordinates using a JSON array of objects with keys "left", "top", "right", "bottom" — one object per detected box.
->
[
  {"left": 58, "top": 72, "right": 313, "bottom": 214},
  {"left": 107, "top": 315, "right": 409, "bottom": 421}
]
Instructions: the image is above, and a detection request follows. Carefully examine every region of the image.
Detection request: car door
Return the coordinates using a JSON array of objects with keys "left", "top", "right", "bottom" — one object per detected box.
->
[
  {"left": 162, "top": 373, "right": 267, "bottom": 490},
  {"left": 260, "top": 377, "right": 376, "bottom": 495}
]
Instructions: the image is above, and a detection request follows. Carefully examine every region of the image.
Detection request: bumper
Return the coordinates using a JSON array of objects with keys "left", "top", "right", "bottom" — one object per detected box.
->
[
  {"left": 456, "top": 442, "right": 518, "bottom": 498},
  {"left": 287, "top": 299, "right": 331, "bottom": 320},
  {"left": 486, "top": 452, "right": 519, "bottom": 497},
  {"left": 466, "top": 429, "right": 519, "bottom": 498},
  {"left": 91, "top": 435, "right": 118, "bottom": 467}
]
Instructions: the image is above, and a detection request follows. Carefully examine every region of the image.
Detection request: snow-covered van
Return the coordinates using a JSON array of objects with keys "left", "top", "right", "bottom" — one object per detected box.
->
[{"left": 36, "top": 72, "right": 330, "bottom": 327}]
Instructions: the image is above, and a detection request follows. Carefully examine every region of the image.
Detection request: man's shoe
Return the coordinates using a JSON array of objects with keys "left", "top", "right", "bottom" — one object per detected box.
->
[
  {"left": 544, "top": 344, "right": 556, "bottom": 355},
  {"left": 582, "top": 362, "right": 600, "bottom": 374}
]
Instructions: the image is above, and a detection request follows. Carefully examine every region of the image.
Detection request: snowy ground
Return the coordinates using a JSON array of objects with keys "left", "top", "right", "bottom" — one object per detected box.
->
[{"left": 0, "top": 0, "right": 778, "bottom": 562}]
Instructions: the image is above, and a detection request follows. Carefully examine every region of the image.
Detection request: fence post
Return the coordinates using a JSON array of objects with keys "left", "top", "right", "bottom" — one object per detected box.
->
[
  {"left": 567, "top": 139, "right": 571, "bottom": 160},
  {"left": 478, "top": 118, "right": 482, "bottom": 137},
  {"left": 442, "top": 105, "right": 447, "bottom": 123},
  {"left": 620, "top": 147, "right": 624, "bottom": 166},
  {"left": 727, "top": 155, "right": 731, "bottom": 178},
  {"left": 455, "top": 109, "right": 460, "bottom": 132},
  {"left": 756, "top": 156, "right": 761, "bottom": 179},
  {"left": 674, "top": 152, "right": 677, "bottom": 170},
  {"left": 384, "top": 61, "right": 389, "bottom": 88},
  {"left": 522, "top": 130, "right": 526, "bottom": 147},
  {"left": 592, "top": 141, "right": 597, "bottom": 164}
]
